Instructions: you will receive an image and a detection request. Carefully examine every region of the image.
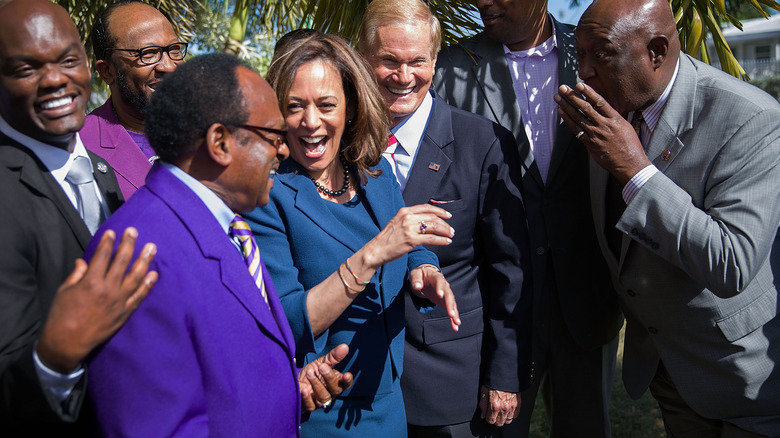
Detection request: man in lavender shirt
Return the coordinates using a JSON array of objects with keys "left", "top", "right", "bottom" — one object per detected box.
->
[
  {"left": 434, "top": 0, "right": 622, "bottom": 436},
  {"left": 81, "top": 0, "right": 185, "bottom": 199}
]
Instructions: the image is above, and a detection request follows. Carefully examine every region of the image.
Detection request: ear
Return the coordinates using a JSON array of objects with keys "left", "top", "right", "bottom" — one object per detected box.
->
[
  {"left": 95, "top": 59, "right": 116, "bottom": 86},
  {"left": 648, "top": 36, "right": 670, "bottom": 70},
  {"left": 205, "top": 123, "right": 234, "bottom": 167}
]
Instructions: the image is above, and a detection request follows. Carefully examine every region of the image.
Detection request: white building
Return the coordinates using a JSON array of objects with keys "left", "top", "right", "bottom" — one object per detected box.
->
[{"left": 708, "top": 13, "right": 780, "bottom": 78}]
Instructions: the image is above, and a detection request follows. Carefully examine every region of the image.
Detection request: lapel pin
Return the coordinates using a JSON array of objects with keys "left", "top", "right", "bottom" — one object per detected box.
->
[
  {"left": 96, "top": 162, "right": 108, "bottom": 174},
  {"left": 428, "top": 162, "right": 440, "bottom": 172},
  {"left": 661, "top": 149, "right": 671, "bottom": 161}
]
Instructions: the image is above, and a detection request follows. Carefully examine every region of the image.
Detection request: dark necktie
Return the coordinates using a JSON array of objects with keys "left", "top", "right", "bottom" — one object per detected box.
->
[{"left": 604, "top": 112, "right": 644, "bottom": 258}]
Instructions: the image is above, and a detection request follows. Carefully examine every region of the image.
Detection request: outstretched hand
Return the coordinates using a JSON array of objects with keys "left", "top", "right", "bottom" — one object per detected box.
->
[
  {"left": 36, "top": 227, "right": 158, "bottom": 373},
  {"left": 362, "top": 204, "right": 454, "bottom": 268},
  {"left": 299, "top": 344, "right": 353, "bottom": 412},
  {"left": 409, "top": 265, "right": 460, "bottom": 331}
]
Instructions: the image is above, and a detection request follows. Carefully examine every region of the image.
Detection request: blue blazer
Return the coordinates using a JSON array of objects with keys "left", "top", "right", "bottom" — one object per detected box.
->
[
  {"left": 86, "top": 164, "right": 301, "bottom": 437},
  {"left": 244, "top": 158, "right": 437, "bottom": 399}
]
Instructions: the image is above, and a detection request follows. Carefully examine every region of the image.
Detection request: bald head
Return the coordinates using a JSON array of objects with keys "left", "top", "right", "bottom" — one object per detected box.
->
[
  {"left": 0, "top": 0, "right": 91, "bottom": 149},
  {"left": 576, "top": 0, "right": 680, "bottom": 115}
]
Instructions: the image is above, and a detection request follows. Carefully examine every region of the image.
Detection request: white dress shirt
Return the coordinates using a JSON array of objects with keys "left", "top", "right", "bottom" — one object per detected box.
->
[{"left": 384, "top": 91, "right": 434, "bottom": 192}]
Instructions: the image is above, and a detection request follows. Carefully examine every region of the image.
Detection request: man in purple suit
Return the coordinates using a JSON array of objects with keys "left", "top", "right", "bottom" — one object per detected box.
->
[
  {"left": 81, "top": 0, "right": 185, "bottom": 199},
  {"left": 86, "top": 53, "right": 352, "bottom": 437}
]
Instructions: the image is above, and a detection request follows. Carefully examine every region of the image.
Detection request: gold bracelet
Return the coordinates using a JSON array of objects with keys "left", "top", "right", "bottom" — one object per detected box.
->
[
  {"left": 338, "top": 263, "right": 365, "bottom": 293},
  {"left": 345, "top": 257, "right": 370, "bottom": 285}
]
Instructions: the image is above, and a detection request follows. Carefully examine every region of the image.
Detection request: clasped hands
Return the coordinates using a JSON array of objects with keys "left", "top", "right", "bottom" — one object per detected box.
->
[
  {"left": 298, "top": 343, "right": 353, "bottom": 412},
  {"left": 555, "top": 82, "right": 651, "bottom": 185}
]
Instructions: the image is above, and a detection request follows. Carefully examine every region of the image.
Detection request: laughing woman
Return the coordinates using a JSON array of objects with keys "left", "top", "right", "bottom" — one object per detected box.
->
[{"left": 243, "top": 32, "right": 461, "bottom": 436}]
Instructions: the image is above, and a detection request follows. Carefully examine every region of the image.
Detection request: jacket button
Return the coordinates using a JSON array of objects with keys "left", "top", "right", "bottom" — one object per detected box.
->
[
  {"left": 627, "top": 289, "right": 636, "bottom": 297},
  {"left": 536, "top": 246, "right": 545, "bottom": 255},
  {"left": 648, "top": 326, "right": 658, "bottom": 334}
]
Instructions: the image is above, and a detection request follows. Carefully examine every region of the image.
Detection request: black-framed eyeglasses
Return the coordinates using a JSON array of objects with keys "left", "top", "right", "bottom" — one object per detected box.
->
[
  {"left": 238, "top": 124, "right": 287, "bottom": 150},
  {"left": 104, "top": 42, "right": 188, "bottom": 65}
]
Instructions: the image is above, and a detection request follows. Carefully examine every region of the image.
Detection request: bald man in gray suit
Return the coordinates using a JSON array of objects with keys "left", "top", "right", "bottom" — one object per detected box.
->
[{"left": 557, "top": 0, "right": 780, "bottom": 436}]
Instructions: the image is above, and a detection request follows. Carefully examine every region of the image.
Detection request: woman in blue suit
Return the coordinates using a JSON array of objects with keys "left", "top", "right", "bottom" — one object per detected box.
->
[{"left": 244, "top": 33, "right": 461, "bottom": 436}]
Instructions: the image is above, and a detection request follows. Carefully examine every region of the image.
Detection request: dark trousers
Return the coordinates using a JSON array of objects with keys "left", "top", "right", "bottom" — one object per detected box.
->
[
  {"left": 649, "top": 362, "right": 769, "bottom": 438},
  {"left": 511, "top": 263, "right": 618, "bottom": 438}
]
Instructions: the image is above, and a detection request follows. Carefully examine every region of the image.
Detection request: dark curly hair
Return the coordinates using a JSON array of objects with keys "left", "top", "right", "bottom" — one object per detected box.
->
[{"left": 145, "top": 53, "right": 250, "bottom": 164}]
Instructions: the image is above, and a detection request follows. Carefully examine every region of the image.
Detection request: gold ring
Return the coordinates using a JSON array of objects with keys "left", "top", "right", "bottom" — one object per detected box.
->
[
  {"left": 575, "top": 130, "right": 585, "bottom": 140},
  {"left": 319, "top": 398, "right": 332, "bottom": 409}
]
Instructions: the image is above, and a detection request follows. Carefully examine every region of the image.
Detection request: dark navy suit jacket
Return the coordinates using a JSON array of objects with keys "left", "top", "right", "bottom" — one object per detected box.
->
[{"left": 400, "top": 90, "right": 532, "bottom": 426}]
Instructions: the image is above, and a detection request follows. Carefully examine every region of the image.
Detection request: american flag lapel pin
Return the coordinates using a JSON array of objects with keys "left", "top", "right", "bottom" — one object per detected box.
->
[{"left": 428, "top": 162, "right": 440, "bottom": 172}]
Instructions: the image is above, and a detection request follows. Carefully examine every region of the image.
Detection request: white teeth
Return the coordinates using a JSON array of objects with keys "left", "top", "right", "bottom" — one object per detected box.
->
[
  {"left": 302, "top": 136, "right": 325, "bottom": 144},
  {"left": 388, "top": 87, "right": 414, "bottom": 96},
  {"left": 41, "top": 97, "right": 73, "bottom": 110}
]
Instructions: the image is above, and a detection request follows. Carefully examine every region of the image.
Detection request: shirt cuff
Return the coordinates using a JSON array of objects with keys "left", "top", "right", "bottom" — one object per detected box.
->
[
  {"left": 623, "top": 165, "right": 659, "bottom": 204},
  {"left": 33, "top": 348, "right": 85, "bottom": 404}
]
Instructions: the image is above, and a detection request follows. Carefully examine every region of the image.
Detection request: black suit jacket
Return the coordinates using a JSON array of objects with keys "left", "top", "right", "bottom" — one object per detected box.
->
[
  {"left": 401, "top": 90, "right": 532, "bottom": 426},
  {"left": 434, "top": 22, "right": 622, "bottom": 351},
  {"left": 0, "top": 134, "right": 122, "bottom": 436}
]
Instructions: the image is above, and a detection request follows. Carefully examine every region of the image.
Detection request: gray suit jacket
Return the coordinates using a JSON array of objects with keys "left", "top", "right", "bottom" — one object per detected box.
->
[
  {"left": 592, "top": 54, "right": 780, "bottom": 434},
  {"left": 434, "top": 20, "right": 621, "bottom": 351}
]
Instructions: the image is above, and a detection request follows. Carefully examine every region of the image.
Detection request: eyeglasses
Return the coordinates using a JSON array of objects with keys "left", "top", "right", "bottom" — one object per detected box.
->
[
  {"left": 238, "top": 124, "right": 287, "bottom": 150},
  {"left": 105, "top": 42, "right": 188, "bottom": 65}
]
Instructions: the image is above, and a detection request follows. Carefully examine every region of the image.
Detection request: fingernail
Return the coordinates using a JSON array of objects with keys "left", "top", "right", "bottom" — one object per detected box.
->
[
  {"left": 446, "top": 238, "right": 452, "bottom": 244},
  {"left": 446, "top": 211, "right": 452, "bottom": 218},
  {"left": 126, "top": 227, "right": 138, "bottom": 238},
  {"left": 414, "top": 282, "right": 422, "bottom": 289},
  {"left": 143, "top": 243, "right": 157, "bottom": 257},
  {"left": 450, "top": 227, "right": 455, "bottom": 236}
]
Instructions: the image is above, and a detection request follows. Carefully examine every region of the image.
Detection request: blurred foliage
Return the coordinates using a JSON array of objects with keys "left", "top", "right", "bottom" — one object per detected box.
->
[
  {"left": 58, "top": 0, "right": 780, "bottom": 88},
  {"left": 672, "top": 0, "right": 780, "bottom": 79}
]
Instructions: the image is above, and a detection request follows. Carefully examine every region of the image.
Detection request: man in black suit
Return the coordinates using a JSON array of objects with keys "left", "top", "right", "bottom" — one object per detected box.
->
[
  {"left": 359, "top": 0, "right": 532, "bottom": 436},
  {"left": 0, "top": 0, "right": 157, "bottom": 434},
  {"left": 434, "top": 0, "right": 623, "bottom": 436}
]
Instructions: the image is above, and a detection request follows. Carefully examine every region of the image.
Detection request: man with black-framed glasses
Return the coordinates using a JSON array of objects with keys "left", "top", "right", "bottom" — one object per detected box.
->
[{"left": 81, "top": 0, "right": 187, "bottom": 200}]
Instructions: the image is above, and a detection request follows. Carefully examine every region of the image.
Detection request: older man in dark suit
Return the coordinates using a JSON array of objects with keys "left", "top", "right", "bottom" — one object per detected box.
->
[
  {"left": 359, "top": 1, "right": 532, "bottom": 436},
  {"left": 0, "top": 0, "right": 157, "bottom": 435}
]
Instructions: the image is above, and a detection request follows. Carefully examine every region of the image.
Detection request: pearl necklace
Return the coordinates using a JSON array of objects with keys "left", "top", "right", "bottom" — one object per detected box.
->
[{"left": 311, "top": 153, "right": 350, "bottom": 197}]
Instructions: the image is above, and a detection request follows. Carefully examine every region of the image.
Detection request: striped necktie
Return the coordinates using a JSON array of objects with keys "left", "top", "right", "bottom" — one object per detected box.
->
[
  {"left": 229, "top": 215, "right": 269, "bottom": 307},
  {"left": 631, "top": 111, "right": 645, "bottom": 149}
]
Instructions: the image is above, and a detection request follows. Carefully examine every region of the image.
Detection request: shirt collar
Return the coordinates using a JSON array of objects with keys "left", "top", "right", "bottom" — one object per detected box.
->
[
  {"left": 503, "top": 14, "right": 558, "bottom": 58},
  {"left": 631, "top": 58, "right": 680, "bottom": 133},
  {"left": 391, "top": 90, "right": 434, "bottom": 158},
  {"left": 0, "top": 114, "right": 90, "bottom": 185},
  {"left": 160, "top": 161, "right": 236, "bottom": 236}
]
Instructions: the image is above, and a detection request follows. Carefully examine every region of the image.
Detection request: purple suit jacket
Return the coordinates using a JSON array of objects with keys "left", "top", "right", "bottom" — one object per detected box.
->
[
  {"left": 81, "top": 97, "right": 152, "bottom": 199},
  {"left": 85, "top": 164, "right": 301, "bottom": 437}
]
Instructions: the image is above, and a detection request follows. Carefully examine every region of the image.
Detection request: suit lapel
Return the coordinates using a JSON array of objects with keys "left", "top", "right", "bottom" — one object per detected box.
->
[
  {"left": 88, "top": 150, "right": 124, "bottom": 211},
  {"left": 644, "top": 56, "right": 695, "bottom": 172},
  {"left": 465, "top": 35, "right": 538, "bottom": 181},
  {"left": 277, "top": 161, "right": 367, "bottom": 253},
  {"left": 403, "top": 93, "right": 453, "bottom": 206},
  {"left": 145, "top": 165, "right": 290, "bottom": 350},
  {"left": 1, "top": 139, "right": 93, "bottom": 249},
  {"left": 546, "top": 20, "right": 578, "bottom": 184}
]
